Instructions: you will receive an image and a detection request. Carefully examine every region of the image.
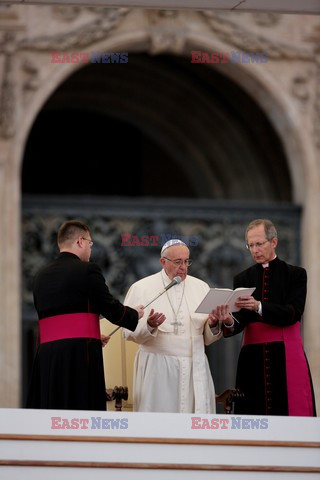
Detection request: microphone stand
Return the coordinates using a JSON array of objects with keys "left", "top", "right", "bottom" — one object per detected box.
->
[
  {"left": 108, "top": 325, "right": 122, "bottom": 336},
  {"left": 142, "top": 286, "right": 173, "bottom": 309}
]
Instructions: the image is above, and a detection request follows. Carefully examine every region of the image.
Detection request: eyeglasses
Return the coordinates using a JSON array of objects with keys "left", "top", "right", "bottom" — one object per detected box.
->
[
  {"left": 246, "top": 240, "right": 270, "bottom": 250},
  {"left": 163, "top": 256, "right": 192, "bottom": 266},
  {"left": 82, "top": 237, "right": 93, "bottom": 247}
]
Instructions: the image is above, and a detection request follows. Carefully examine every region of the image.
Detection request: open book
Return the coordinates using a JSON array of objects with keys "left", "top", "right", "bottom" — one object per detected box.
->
[{"left": 195, "top": 287, "right": 256, "bottom": 314}]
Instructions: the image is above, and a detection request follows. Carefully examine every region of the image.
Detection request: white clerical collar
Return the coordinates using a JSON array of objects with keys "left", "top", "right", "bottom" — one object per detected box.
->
[
  {"left": 262, "top": 255, "right": 277, "bottom": 268},
  {"left": 161, "top": 269, "right": 185, "bottom": 286}
]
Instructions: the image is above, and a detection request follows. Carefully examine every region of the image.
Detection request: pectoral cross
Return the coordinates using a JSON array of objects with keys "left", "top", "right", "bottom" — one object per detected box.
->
[{"left": 170, "top": 318, "right": 183, "bottom": 335}]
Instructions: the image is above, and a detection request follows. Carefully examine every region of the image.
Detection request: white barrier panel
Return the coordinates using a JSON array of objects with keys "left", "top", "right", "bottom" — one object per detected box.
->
[{"left": 0, "top": 408, "right": 319, "bottom": 480}]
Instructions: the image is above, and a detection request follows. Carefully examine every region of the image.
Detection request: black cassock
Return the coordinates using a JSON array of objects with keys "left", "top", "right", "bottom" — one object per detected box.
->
[
  {"left": 226, "top": 257, "right": 316, "bottom": 416},
  {"left": 26, "top": 252, "right": 138, "bottom": 411}
]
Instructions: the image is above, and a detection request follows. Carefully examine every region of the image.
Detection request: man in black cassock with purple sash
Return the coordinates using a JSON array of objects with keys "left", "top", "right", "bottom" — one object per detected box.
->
[
  {"left": 26, "top": 220, "right": 145, "bottom": 411},
  {"left": 225, "top": 219, "right": 316, "bottom": 416}
]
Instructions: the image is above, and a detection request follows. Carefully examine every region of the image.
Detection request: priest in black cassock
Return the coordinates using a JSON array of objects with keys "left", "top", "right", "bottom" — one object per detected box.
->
[
  {"left": 224, "top": 218, "right": 316, "bottom": 416},
  {"left": 26, "top": 220, "right": 144, "bottom": 411}
]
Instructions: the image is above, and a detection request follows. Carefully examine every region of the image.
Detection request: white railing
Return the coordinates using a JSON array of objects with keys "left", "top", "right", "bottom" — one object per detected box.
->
[{"left": 0, "top": 408, "right": 319, "bottom": 479}]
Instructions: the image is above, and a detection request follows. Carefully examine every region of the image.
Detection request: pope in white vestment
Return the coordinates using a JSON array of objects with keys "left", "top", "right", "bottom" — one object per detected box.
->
[{"left": 123, "top": 239, "right": 226, "bottom": 414}]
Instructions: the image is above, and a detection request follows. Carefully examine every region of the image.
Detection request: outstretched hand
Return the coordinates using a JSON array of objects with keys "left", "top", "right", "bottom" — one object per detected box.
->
[{"left": 147, "top": 308, "right": 166, "bottom": 328}]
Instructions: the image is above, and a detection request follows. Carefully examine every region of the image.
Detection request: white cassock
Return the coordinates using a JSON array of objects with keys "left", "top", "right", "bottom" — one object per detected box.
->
[{"left": 122, "top": 270, "right": 222, "bottom": 413}]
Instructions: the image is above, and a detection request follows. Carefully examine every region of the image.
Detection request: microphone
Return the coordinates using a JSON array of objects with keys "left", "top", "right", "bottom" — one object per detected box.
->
[
  {"left": 164, "top": 276, "right": 182, "bottom": 291},
  {"left": 143, "top": 276, "right": 182, "bottom": 308},
  {"left": 108, "top": 276, "right": 182, "bottom": 337}
]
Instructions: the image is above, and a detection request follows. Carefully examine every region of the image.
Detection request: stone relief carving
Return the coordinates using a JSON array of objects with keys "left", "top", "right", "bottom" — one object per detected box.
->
[
  {"left": 291, "top": 74, "right": 310, "bottom": 102},
  {"left": 19, "top": 8, "right": 130, "bottom": 51},
  {"left": 251, "top": 12, "right": 280, "bottom": 27},
  {"left": 148, "top": 26, "right": 187, "bottom": 55},
  {"left": 201, "top": 11, "right": 313, "bottom": 61},
  {"left": 1, "top": 7, "right": 318, "bottom": 150},
  {"left": 147, "top": 10, "right": 185, "bottom": 55},
  {"left": 147, "top": 9, "right": 179, "bottom": 23},
  {"left": 303, "top": 21, "right": 320, "bottom": 44},
  {"left": 20, "top": 56, "right": 41, "bottom": 105},
  {"left": 22, "top": 57, "right": 40, "bottom": 92},
  {"left": 52, "top": 5, "right": 82, "bottom": 22},
  {"left": 51, "top": 5, "right": 125, "bottom": 22}
]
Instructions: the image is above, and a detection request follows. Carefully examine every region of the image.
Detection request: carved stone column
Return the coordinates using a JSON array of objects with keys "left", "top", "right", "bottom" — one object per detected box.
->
[{"left": 0, "top": 23, "right": 22, "bottom": 406}]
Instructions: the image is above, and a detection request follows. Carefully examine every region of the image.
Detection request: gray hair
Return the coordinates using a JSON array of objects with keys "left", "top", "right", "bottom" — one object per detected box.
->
[{"left": 245, "top": 219, "right": 277, "bottom": 242}]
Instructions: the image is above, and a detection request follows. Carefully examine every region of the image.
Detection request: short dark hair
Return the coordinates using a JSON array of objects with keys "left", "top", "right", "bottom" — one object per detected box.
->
[
  {"left": 58, "top": 220, "right": 89, "bottom": 246},
  {"left": 245, "top": 219, "right": 277, "bottom": 242}
]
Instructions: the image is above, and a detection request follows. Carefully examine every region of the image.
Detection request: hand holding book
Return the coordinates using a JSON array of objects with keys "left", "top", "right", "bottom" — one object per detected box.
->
[
  {"left": 208, "top": 304, "right": 234, "bottom": 327},
  {"left": 195, "top": 287, "right": 256, "bottom": 314}
]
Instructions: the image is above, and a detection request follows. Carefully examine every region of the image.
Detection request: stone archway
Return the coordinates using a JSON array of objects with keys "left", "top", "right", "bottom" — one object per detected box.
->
[
  {"left": 22, "top": 53, "right": 291, "bottom": 201},
  {"left": 15, "top": 11, "right": 312, "bottom": 205}
]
